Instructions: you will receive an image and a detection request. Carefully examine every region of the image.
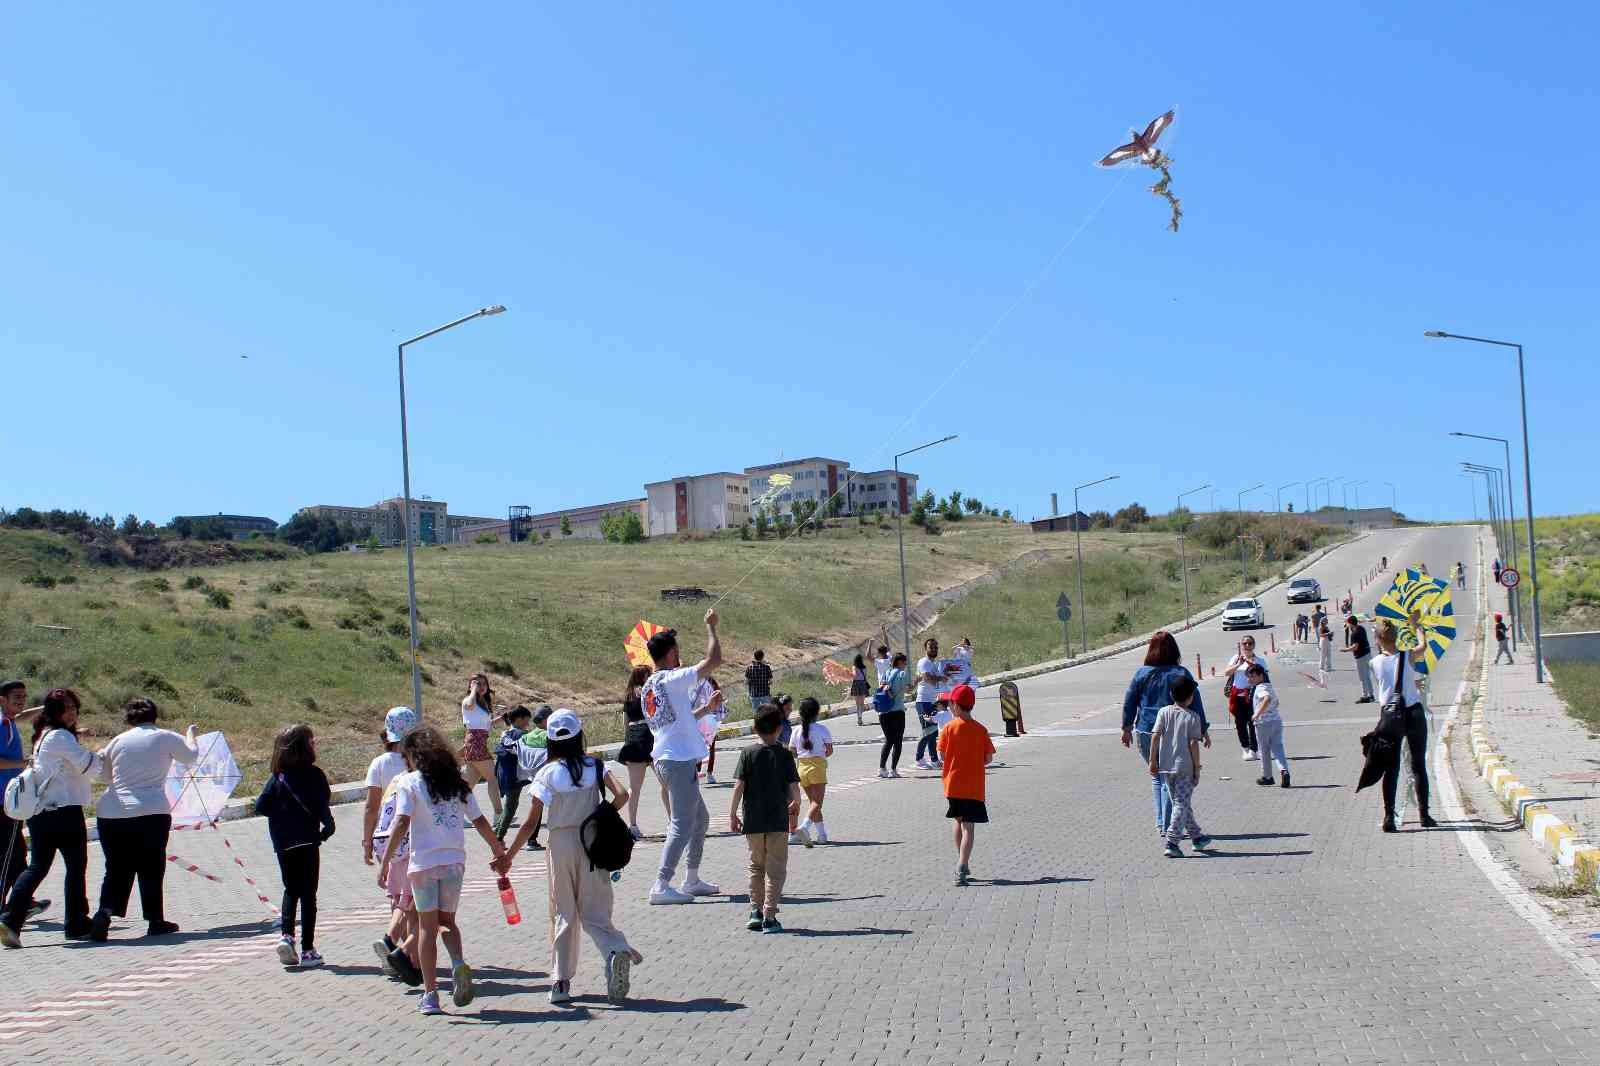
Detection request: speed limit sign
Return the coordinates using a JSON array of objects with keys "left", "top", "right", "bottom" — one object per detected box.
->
[{"left": 1500, "top": 567, "right": 1521, "bottom": 589}]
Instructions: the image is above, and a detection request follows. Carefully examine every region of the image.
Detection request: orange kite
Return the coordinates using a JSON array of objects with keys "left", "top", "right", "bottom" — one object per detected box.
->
[{"left": 624, "top": 619, "right": 668, "bottom": 668}]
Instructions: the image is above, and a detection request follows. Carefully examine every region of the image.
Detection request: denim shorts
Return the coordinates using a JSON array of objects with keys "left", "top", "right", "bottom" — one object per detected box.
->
[{"left": 408, "top": 863, "right": 465, "bottom": 913}]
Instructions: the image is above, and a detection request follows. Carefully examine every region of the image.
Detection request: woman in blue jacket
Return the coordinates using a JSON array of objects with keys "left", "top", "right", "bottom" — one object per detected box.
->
[
  {"left": 1121, "top": 631, "right": 1210, "bottom": 835},
  {"left": 256, "top": 724, "right": 335, "bottom": 968}
]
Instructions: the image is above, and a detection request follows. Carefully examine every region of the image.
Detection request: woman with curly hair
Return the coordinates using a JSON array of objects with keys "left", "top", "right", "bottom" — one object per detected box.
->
[{"left": 378, "top": 726, "right": 505, "bottom": 1016}]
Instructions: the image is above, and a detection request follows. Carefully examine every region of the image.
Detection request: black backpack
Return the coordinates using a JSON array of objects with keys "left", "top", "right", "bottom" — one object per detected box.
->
[{"left": 580, "top": 761, "right": 635, "bottom": 872}]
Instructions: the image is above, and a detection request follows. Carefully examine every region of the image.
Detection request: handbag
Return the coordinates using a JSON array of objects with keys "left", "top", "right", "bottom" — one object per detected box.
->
[
  {"left": 1375, "top": 652, "right": 1410, "bottom": 742},
  {"left": 3, "top": 729, "right": 61, "bottom": 822}
]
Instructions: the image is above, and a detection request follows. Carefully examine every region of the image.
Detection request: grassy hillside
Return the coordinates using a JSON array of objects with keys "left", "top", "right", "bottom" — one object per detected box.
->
[
  {"left": 1526, "top": 514, "right": 1600, "bottom": 631},
  {"left": 0, "top": 513, "right": 1338, "bottom": 788}
]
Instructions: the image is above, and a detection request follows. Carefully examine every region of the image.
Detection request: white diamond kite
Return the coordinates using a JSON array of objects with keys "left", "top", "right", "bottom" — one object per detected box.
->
[{"left": 166, "top": 731, "right": 243, "bottom": 827}]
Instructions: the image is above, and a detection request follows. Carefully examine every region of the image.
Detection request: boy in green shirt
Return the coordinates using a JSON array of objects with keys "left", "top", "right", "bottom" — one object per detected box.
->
[{"left": 729, "top": 705, "right": 802, "bottom": 933}]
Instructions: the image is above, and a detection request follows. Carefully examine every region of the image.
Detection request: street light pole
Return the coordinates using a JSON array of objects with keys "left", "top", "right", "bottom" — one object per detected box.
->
[
  {"left": 1465, "top": 460, "right": 1518, "bottom": 650},
  {"left": 397, "top": 305, "right": 505, "bottom": 717},
  {"left": 1384, "top": 481, "right": 1397, "bottom": 513},
  {"left": 1237, "top": 483, "right": 1264, "bottom": 513},
  {"left": 1347, "top": 480, "right": 1366, "bottom": 514},
  {"left": 1453, "top": 430, "right": 1523, "bottom": 645},
  {"left": 1177, "top": 483, "right": 1211, "bottom": 627},
  {"left": 895, "top": 435, "right": 957, "bottom": 657},
  {"left": 1427, "top": 331, "right": 1543, "bottom": 680},
  {"left": 1276, "top": 481, "right": 1300, "bottom": 514},
  {"left": 1074, "top": 474, "right": 1120, "bottom": 653}
]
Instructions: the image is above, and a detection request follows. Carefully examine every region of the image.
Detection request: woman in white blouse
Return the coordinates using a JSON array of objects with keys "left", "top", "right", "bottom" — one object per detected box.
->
[
  {"left": 0, "top": 688, "right": 103, "bottom": 948},
  {"left": 1372, "top": 617, "right": 1435, "bottom": 833},
  {"left": 90, "top": 697, "right": 198, "bottom": 941}
]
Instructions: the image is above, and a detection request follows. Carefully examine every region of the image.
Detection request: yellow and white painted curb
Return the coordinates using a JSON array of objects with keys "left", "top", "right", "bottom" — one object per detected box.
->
[{"left": 1464, "top": 536, "right": 1600, "bottom": 886}]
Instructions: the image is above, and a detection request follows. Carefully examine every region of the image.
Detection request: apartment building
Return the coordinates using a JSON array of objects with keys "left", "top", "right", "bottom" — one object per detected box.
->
[
  {"left": 846, "top": 469, "right": 918, "bottom": 516},
  {"left": 644, "top": 474, "right": 750, "bottom": 536},
  {"left": 300, "top": 497, "right": 456, "bottom": 546},
  {"left": 744, "top": 457, "right": 850, "bottom": 517}
]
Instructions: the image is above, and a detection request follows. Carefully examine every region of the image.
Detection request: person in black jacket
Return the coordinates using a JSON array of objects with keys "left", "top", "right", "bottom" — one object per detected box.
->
[{"left": 256, "top": 724, "right": 334, "bottom": 968}]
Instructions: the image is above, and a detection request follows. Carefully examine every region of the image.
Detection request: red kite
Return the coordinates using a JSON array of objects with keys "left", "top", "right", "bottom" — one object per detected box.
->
[
  {"left": 624, "top": 619, "right": 667, "bottom": 668},
  {"left": 1097, "top": 109, "right": 1183, "bottom": 232}
]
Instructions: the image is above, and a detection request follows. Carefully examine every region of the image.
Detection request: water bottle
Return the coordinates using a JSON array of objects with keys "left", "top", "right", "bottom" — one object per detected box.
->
[
  {"left": 610, "top": 870, "right": 622, "bottom": 884},
  {"left": 498, "top": 876, "right": 521, "bottom": 925}
]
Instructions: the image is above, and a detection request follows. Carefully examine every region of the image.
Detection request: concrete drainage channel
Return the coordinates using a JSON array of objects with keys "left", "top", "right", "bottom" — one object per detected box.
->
[{"left": 194, "top": 531, "right": 1372, "bottom": 821}]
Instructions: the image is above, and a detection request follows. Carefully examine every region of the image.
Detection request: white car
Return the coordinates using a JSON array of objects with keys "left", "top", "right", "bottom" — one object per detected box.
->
[
  {"left": 1222, "top": 597, "right": 1265, "bottom": 630},
  {"left": 1286, "top": 578, "right": 1322, "bottom": 604}
]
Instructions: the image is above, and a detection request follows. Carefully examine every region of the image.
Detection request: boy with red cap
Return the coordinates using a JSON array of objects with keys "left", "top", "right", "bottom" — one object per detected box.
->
[{"left": 936, "top": 684, "right": 994, "bottom": 887}]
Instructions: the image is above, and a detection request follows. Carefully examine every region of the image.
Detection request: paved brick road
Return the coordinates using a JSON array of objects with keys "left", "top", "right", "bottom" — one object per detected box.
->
[{"left": 6, "top": 526, "right": 1600, "bottom": 1064}]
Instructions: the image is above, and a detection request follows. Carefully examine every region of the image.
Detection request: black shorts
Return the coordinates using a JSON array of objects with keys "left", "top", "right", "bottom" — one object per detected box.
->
[{"left": 945, "top": 798, "right": 988, "bottom": 823}]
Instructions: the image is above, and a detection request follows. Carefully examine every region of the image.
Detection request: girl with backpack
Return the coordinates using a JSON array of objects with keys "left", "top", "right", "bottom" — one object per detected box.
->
[
  {"left": 789, "top": 698, "right": 834, "bottom": 845},
  {"left": 0, "top": 689, "right": 101, "bottom": 948},
  {"left": 492, "top": 707, "right": 532, "bottom": 842},
  {"left": 256, "top": 723, "right": 335, "bottom": 968},
  {"left": 495, "top": 710, "right": 643, "bottom": 1006}
]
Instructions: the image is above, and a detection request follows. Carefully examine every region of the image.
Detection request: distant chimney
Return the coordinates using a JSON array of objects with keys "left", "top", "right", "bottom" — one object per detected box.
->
[{"left": 1051, "top": 492, "right": 1058, "bottom": 516}]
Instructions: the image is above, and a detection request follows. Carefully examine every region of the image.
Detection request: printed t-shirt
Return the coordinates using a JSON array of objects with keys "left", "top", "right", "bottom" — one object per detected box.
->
[
  {"left": 734, "top": 743, "right": 799, "bottom": 835},
  {"left": 793, "top": 721, "right": 832, "bottom": 759},
  {"left": 915, "top": 657, "right": 945, "bottom": 704},
  {"left": 461, "top": 698, "right": 491, "bottom": 733},
  {"left": 641, "top": 664, "right": 709, "bottom": 763},
  {"left": 393, "top": 769, "right": 483, "bottom": 873},
  {"left": 1252, "top": 682, "right": 1280, "bottom": 724},
  {"left": 367, "top": 751, "right": 410, "bottom": 859},
  {"left": 937, "top": 717, "right": 995, "bottom": 801},
  {"left": 1151, "top": 704, "right": 1203, "bottom": 778},
  {"left": 874, "top": 657, "right": 892, "bottom": 686}
]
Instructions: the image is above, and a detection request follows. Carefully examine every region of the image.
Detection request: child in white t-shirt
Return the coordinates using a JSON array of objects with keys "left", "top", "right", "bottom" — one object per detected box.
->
[
  {"left": 1249, "top": 664, "right": 1290, "bottom": 788},
  {"left": 378, "top": 726, "right": 506, "bottom": 1017},
  {"left": 364, "top": 707, "right": 419, "bottom": 984}
]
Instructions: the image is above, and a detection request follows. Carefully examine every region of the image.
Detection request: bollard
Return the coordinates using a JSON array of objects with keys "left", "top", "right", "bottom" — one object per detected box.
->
[{"left": 1270, "top": 631, "right": 1277, "bottom": 653}]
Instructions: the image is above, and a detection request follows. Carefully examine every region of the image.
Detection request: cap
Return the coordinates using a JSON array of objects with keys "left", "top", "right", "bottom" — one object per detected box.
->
[
  {"left": 942, "top": 684, "right": 976, "bottom": 710},
  {"left": 546, "top": 709, "right": 582, "bottom": 741},
  {"left": 1494, "top": 613, "right": 1502, "bottom": 621},
  {"left": 533, "top": 704, "right": 553, "bottom": 724},
  {"left": 384, "top": 706, "right": 419, "bottom": 742}
]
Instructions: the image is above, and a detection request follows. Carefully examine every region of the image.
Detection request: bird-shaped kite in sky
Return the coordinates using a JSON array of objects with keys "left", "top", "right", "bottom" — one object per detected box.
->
[{"left": 1097, "top": 109, "right": 1182, "bottom": 232}]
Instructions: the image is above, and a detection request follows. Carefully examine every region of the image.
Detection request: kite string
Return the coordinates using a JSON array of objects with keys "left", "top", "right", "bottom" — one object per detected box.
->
[{"left": 710, "top": 164, "right": 1137, "bottom": 614}]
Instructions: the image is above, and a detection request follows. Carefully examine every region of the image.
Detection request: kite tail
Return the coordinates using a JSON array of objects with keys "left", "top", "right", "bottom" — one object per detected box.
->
[{"left": 1144, "top": 151, "right": 1182, "bottom": 232}]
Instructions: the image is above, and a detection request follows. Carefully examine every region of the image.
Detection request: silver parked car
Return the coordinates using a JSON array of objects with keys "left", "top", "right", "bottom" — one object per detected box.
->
[{"left": 1222, "top": 597, "right": 1265, "bottom": 630}]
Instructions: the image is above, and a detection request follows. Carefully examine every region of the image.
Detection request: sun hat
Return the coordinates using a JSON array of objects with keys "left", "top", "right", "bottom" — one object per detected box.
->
[
  {"left": 384, "top": 706, "right": 419, "bottom": 742},
  {"left": 546, "top": 709, "right": 582, "bottom": 741}
]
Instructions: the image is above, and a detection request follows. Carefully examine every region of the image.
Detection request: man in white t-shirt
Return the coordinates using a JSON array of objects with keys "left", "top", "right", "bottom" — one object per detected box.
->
[
  {"left": 914, "top": 638, "right": 954, "bottom": 769},
  {"left": 640, "top": 609, "right": 724, "bottom": 905}
]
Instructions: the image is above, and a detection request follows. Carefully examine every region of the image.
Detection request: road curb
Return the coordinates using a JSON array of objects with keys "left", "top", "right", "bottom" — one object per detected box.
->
[{"left": 1461, "top": 531, "right": 1600, "bottom": 887}]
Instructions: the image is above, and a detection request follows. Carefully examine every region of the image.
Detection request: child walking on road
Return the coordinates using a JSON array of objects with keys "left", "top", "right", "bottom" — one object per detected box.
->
[
  {"left": 730, "top": 705, "right": 802, "bottom": 932},
  {"left": 1249, "top": 664, "right": 1290, "bottom": 788},
  {"left": 492, "top": 707, "right": 532, "bottom": 842},
  {"left": 498, "top": 710, "right": 643, "bottom": 1005},
  {"left": 790, "top": 697, "right": 834, "bottom": 845},
  {"left": 364, "top": 707, "right": 421, "bottom": 985},
  {"left": 257, "top": 724, "right": 335, "bottom": 969},
  {"left": 937, "top": 684, "right": 994, "bottom": 886},
  {"left": 1148, "top": 674, "right": 1211, "bottom": 857},
  {"left": 379, "top": 726, "right": 506, "bottom": 1016}
]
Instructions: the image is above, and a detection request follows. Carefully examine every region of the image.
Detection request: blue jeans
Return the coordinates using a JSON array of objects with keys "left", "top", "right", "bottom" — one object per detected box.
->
[
  {"left": 914, "top": 702, "right": 940, "bottom": 763},
  {"left": 1136, "top": 732, "right": 1172, "bottom": 834}
]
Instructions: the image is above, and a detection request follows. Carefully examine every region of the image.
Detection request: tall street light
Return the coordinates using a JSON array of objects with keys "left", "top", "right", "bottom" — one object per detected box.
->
[
  {"left": 1176, "top": 483, "right": 1211, "bottom": 627},
  {"left": 1384, "top": 481, "right": 1397, "bottom": 512},
  {"left": 896, "top": 435, "right": 957, "bottom": 656},
  {"left": 1237, "top": 483, "right": 1264, "bottom": 513},
  {"left": 1460, "top": 473, "right": 1480, "bottom": 522},
  {"left": 1074, "top": 474, "right": 1120, "bottom": 652},
  {"left": 1427, "top": 330, "right": 1543, "bottom": 680},
  {"left": 1276, "top": 481, "right": 1301, "bottom": 514},
  {"left": 1306, "top": 478, "right": 1327, "bottom": 514},
  {"left": 397, "top": 305, "right": 506, "bottom": 717},
  {"left": 1453, "top": 430, "right": 1523, "bottom": 640},
  {"left": 1346, "top": 479, "right": 1366, "bottom": 512},
  {"left": 1465, "top": 460, "right": 1519, "bottom": 650}
]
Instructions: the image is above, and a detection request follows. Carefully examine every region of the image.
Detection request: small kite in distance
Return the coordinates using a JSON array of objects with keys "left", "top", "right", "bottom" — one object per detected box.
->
[{"left": 1097, "top": 109, "right": 1182, "bottom": 232}]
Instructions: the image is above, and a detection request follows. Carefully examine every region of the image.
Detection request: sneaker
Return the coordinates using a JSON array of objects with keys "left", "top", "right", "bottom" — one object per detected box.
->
[
  {"left": 761, "top": 917, "right": 783, "bottom": 934},
  {"left": 275, "top": 936, "right": 298, "bottom": 966},
  {"left": 1280, "top": 771, "right": 1291, "bottom": 789},
  {"left": 889, "top": 768, "right": 902, "bottom": 779},
  {"left": 1255, "top": 776, "right": 1274, "bottom": 786},
  {"left": 1191, "top": 835, "right": 1213, "bottom": 850},
  {"left": 25, "top": 899, "right": 50, "bottom": 921},
  {"left": 877, "top": 768, "right": 890, "bottom": 779},
  {"left": 378, "top": 950, "right": 399, "bottom": 979},
  {"left": 89, "top": 909, "right": 111, "bottom": 943},
  {"left": 914, "top": 759, "right": 931, "bottom": 770},
  {"left": 815, "top": 827, "right": 830, "bottom": 845},
  {"left": 628, "top": 825, "right": 644, "bottom": 842},
  {"left": 956, "top": 864, "right": 971, "bottom": 887},
  {"left": 146, "top": 921, "right": 180, "bottom": 937},
  {"left": 681, "top": 877, "right": 721, "bottom": 897},
  {"left": 605, "top": 950, "right": 631, "bottom": 1004},
  {"left": 1381, "top": 817, "right": 1398, "bottom": 834},
  {"left": 451, "top": 962, "right": 474, "bottom": 1007},
  {"left": 704, "top": 773, "right": 716, "bottom": 785},
  {"left": 525, "top": 839, "right": 545, "bottom": 852},
  {"left": 299, "top": 949, "right": 324, "bottom": 969},
  {"left": 1419, "top": 813, "right": 1439, "bottom": 829},
  {"left": 417, "top": 991, "right": 443, "bottom": 1016},
  {"left": 789, "top": 829, "right": 808, "bottom": 846},
  {"left": 374, "top": 937, "right": 398, "bottom": 977},
  {"left": 649, "top": 883, "right": 694, "bottom": 905},
  {"left": 0, "top": 924, "right": 20, "bottom": 949},
  {"left": 388, "top": 947, "right": 424, "bottom": 987},
  {"left": 1164, "top": 843, "right": 1184, "bottom": 858},
  {"left": 548, "top": 980, "right": 572, "bottom": 1004},
  {"left": 1241, "top": 750, "right": 1257, "bottom": 761},
  {"left": 746, "top": 908, "right": 764, "bottom": 931}
]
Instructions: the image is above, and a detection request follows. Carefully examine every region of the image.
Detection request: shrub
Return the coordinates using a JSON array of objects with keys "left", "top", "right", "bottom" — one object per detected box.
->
[
  {"left": 123, "top": 669, "right": 179, "bottom": 699},
  {"left": 740, "top": 523, "right": 752, "bottom": 541},
  {"left": 301, "top": 696, "right": 319, "bottom": 712},
  {"left": 83, "top": 599, "right": 112, "bottom": 610},
  {"left": 265, "top": 579, "right": 293, "bottom": 594},
  {"left": 1113, "top": 610, "right": 1134, "bottom": 632},
  {"left": 601, "top": 510, "right": 645, "bottom": 544},
  {"left": 58, "top": 575, "right": 77, "bottom": 585},
  {"left": 207, "top": 683, "right": 251, "bottom": 705},
  {"left": 374, "top": 644, "right": 403, "bottom": 665},
  {"left": 482, "top": 658, "right": 517, "bottom": 678},
  {"left": 205, "top": 587, "right": 232, "bottom": 610},
  {"left": 386, "top": 619, "right": 410, "bottom": 639},
  {"left": 21, "top": 573, "right": 56, "bottom": 589},
  {"left": 182, "top": 575, "right": 207, "bottom": 591},
  {"left": 475, "top": 533, "right": 498, "bottom": 544},
  {"left": 335, "top": 614, "right": 360, "bottom": 630},
  {"left": 134, "top": 577, "right": 173, "bottom": 594}
]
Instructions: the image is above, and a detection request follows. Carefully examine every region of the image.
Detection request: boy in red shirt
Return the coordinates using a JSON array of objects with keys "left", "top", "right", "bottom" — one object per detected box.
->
[{"left": 936, "top": 684, "right": 995, "bottom": 887}]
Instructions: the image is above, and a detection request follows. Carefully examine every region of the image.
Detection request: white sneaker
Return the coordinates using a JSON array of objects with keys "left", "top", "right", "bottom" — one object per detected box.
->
[
  {"left": 815, "top": 827, "right": 830, "bottom": 845},
  {"left": 680, "top": 877, "right": 721, "bottom": 897},
  {"left": 548, "top": 979, "right": 572, "bottom": 1004},
  {"left": 889, "top": 768, "right": 902, "bottom": 779},
  {"left": 878, "top": 768, "right": 890, "bottom": 779},
  {"left": 914, "top": 759, "right": 931, "bottom": 770},
  {"left": 648, "top": 883, "right": 694, "bottom": 905},
  {"left": 1242, "top": 750, "right": 1257, "bottom": 761},
  {"left": 275, "top": 936, "right": 298, "bottom": 966}
]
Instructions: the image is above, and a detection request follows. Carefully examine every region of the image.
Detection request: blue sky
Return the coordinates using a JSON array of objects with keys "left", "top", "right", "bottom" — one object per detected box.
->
[{"left": 3, "top": 3, "right": 1595, "bottom": 525}]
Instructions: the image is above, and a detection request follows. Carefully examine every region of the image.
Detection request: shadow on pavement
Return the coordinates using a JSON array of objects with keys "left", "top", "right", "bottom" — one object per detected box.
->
[
  {"left": 1283, "top": 784, "right": 1342, "bottom": 790},
  {"left": 570, "top": 995, "right": 745, "bottom": 1014},
  {"left": 465, "top": 1006, "right": 595, "bottom": 1024},
  {"left": 1201, "top": 832, "right": 1307, "bottom": 840},
  {"left": 784, "top": 927, "right": 911, "bottom": 938},
  {"left": 1417, "top": 819, "right": 1520, "bottom": 834},
  {"left": 1195, "top": 849, "right": 1314, "bottom": 858},
  {"left": 809, "top": 840, "right": 902, "bottom": 848},
  {"left": 63, "top": 918, "right": 274, "bottom": 948},
  {"left": 977, "top": 876, "right": 1090, "bottom": 888},
  {"left": 1288, "top": 755, "right": 1334, "bottom": 761},
  {"left": 726, "top": 893, "right": 885, "bottom": 905}
]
